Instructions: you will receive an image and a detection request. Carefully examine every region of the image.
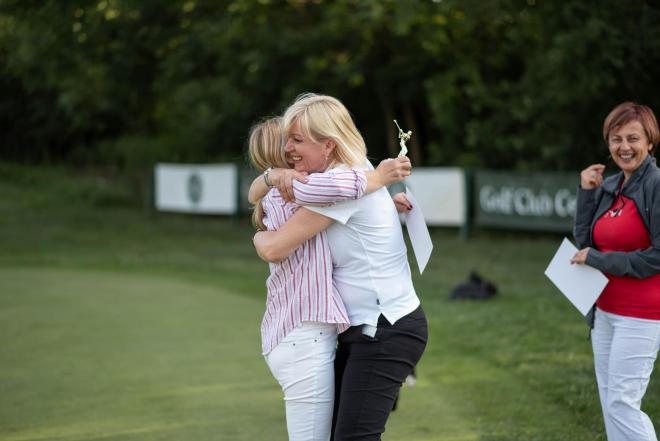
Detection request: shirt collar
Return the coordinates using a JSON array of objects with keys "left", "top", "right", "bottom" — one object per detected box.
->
[{"left": 602, "top": 155, "right": 656, "bottom": 196}]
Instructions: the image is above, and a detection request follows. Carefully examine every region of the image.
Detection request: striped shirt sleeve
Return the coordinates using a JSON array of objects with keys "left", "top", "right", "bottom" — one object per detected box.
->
[{"left": 291, "top": 169, "right": 367, "bottom": 206}]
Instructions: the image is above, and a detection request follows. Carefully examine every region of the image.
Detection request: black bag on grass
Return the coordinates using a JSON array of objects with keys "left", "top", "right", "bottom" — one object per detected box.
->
[{"left": 450, "top": 271, "right": 497, "bottom": 300}]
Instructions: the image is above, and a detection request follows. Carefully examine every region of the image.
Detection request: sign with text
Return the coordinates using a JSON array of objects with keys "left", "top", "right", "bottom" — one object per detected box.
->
[
  {"left": 155, "top": 163, "right": 238, "bottom": 214},
  {"left": 474, "top": 170, "right": 579, "bottom": 232}
]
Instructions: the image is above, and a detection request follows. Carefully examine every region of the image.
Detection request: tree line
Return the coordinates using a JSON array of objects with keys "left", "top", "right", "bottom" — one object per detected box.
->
[{"left": 1, "top": 0, "right": 659, "bottom": 172}]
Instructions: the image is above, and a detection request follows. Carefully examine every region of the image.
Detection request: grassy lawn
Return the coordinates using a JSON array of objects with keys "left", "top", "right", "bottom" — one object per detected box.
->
[
  {"left": 1, "top": 162, "right": 659, "bottom": 440},
  {"left": 1, "top": 268, "right": 281, "bottom": 441}
]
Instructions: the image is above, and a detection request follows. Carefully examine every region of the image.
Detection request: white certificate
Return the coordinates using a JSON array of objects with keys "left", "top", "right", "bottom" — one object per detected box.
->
[
  {"left": 404, "top": 187, "right": 433, "bottom": 274},
  {"left": 544, "top": 237, "right": 609, "bottom": 316}
]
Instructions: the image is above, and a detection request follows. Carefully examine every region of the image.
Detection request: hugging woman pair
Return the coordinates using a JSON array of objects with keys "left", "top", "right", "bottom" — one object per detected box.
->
[{"left": 247, "top": 93, "right": 427, "bottom": 441}]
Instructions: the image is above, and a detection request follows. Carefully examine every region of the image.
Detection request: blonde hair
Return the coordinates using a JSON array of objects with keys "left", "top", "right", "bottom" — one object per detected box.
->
[
  {"left": 247, "top": 117, "right": 286, "bottom": 231},
  {"left": 283, "top": 93, "right": 367, "bottom": 169}
]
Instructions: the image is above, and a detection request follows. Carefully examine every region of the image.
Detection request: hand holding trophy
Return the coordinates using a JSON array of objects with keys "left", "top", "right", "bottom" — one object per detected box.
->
[{"left": 393, "top": 119, "right": 412, "bottom": 157}]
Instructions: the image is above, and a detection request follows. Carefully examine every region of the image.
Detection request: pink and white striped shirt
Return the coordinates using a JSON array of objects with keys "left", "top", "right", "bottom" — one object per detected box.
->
[{"left": 260, "top": 168, "right": 367, "bottom": 354}]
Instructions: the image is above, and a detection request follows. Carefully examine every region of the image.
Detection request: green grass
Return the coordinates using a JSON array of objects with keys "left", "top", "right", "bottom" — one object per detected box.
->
[
  {"left": 1, "top": 268, "right": 282, "bottom": 441},
  {"left": 1, "top": 162, "right": 659, "bottom": 440}
]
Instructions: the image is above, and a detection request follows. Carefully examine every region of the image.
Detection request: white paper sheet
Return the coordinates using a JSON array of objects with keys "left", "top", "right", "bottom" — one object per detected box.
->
[
  {"left": 404, "top": 188, "right": 433, "bottom": 274},
  {"left": 544, "top": 237, "right": 609, "bottom": 316}
]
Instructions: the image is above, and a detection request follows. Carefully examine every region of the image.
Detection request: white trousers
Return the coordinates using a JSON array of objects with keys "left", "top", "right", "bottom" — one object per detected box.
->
[
  {"left": 265, "top": 321, "right": 337, "bottom": 441},
  {"left": 592, "top": 308, "right": 660, "bottom": 441}
]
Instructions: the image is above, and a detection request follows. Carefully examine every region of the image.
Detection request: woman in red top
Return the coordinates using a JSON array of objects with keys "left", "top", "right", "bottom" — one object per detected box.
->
[{"left": 573, "top": 102, "right": 660, "bottom": 441}]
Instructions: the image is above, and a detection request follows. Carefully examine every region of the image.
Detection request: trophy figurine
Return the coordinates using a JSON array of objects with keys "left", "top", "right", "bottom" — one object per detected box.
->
[{"left": 393, "top": 119, "right": 412, "bottom": 157}]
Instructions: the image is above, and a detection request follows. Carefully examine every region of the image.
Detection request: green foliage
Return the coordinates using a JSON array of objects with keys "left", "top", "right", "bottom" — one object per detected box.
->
[
  {"left": 0, "top": 161, "right": 137, "bottom": 209},
  {"left": 1, "top": 1, "right": 660, "bottom": 169}
]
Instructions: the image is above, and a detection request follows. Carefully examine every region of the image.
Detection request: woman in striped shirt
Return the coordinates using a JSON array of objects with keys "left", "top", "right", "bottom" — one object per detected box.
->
[
  {"left": 253, "top": 94, "right": 426, "bottom": 441},
  {"left": 248, "top": 116, "right": 411, "bottom": 441}
]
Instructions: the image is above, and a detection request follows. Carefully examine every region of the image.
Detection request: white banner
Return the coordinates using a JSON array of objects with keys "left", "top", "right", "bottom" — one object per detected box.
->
[
  {"left": 155, "top": 163, "right": 238, "bottom": 214},
  {"left": 403, "top": 168, "right": 466, "bottom": 226}
]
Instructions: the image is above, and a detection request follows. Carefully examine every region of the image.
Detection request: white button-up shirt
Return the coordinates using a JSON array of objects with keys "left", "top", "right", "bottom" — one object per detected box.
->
[{"left": 306, "top": 166, "right": 420, "bottom": 327}]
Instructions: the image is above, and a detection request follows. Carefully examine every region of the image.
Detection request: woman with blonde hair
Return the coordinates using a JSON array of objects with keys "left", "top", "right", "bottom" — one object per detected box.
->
[
  {"left": 252, "top": 93, "right": 426, "bottom": 441},
  {"left": 248, "top": 114, "right": 411, "bottom": 441}
]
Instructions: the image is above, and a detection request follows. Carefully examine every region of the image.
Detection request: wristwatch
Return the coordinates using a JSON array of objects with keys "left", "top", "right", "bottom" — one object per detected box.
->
[{"left": 263, "top": 167, "right": 274, "bottom": 188}]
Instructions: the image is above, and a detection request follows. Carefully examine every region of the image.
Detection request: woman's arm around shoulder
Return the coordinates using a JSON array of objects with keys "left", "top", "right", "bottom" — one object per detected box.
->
[
  {"left": 271, "top": 155, "right": 412, "bottom": 206},
  {"left": 247, "top": 168, "right": 309, "bottom": 204},
  {"left": 253, "top": 207, "right": 334, "bottom": 262},
  {"left": 364, "top": 156, "right": 411, "bottom": 194}
]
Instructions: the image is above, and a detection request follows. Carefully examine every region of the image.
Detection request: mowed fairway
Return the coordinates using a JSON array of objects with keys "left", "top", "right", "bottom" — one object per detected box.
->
[
  {"left": 0, "top": 267, "right": 595, "bottom": 441},
  {"left": 0, "top": 268, "right": 481, "bottom": 441},
  {"left": 2, "top": 163, "right": 660, "bottom": 440},
  {"left": 0, "top": 267, "right": 284, "bottom": 441}
]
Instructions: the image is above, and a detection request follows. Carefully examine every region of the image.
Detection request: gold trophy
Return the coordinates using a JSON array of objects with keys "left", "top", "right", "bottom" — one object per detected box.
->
[{"left": 393, "top": 119, "right": 412, "bottom": 157}]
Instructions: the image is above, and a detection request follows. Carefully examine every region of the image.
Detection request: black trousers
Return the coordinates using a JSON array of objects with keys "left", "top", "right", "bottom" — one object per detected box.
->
[{"left": 331, "top": 305, "right": 428, "bottom": 441}]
